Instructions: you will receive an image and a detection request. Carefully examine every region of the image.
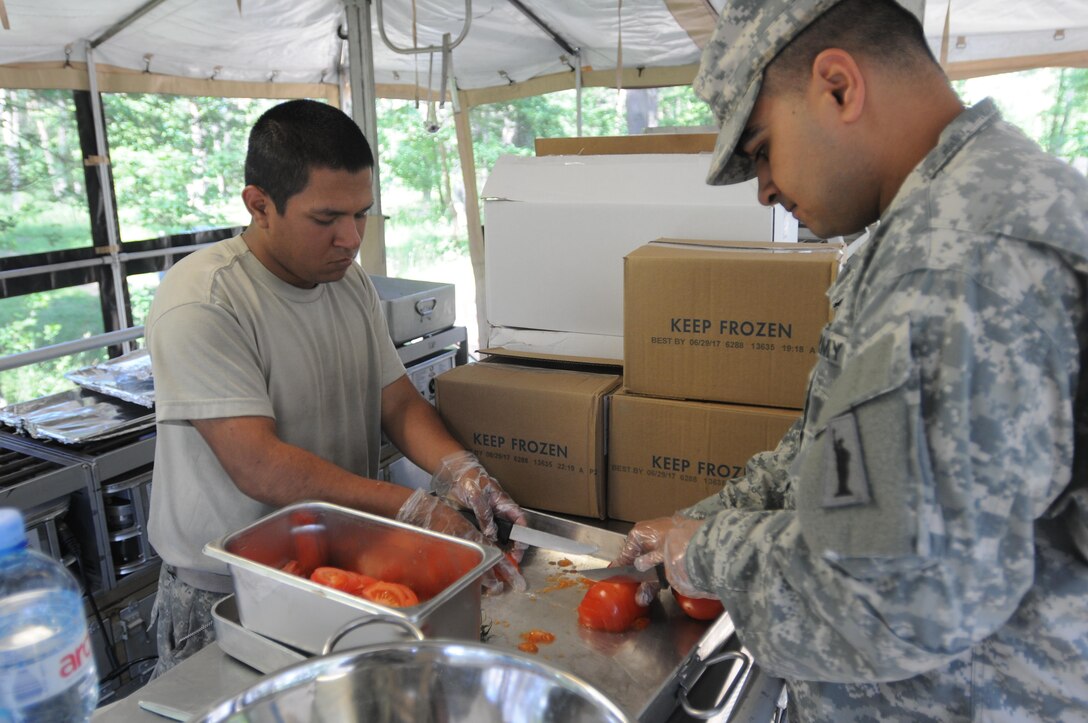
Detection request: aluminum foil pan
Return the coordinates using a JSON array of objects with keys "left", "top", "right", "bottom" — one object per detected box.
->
[
  {"left": 65, "top": 348, "right": 155, "bottom": 408},
  {"left": 0, "top": 388, "right": 155, "bottom": 444}
]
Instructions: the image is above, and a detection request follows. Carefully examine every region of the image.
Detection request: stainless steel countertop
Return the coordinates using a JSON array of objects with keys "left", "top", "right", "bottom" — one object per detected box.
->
[
  {"left": 93, "top": 643, "right": 254, "bottom": 722},
  {"left": 93, "top": 509, "right": 785, "bottom": 722}
]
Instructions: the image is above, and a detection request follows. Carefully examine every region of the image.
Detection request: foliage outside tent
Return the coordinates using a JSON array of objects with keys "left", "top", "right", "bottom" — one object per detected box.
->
[{"left": 1, "top": 70, "right": 1085, "bottom": 405}]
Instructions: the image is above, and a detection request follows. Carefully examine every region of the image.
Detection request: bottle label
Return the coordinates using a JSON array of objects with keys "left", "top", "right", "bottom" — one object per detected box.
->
[{"left": 0, "top": 630, "right": 92, "bottom": 708}]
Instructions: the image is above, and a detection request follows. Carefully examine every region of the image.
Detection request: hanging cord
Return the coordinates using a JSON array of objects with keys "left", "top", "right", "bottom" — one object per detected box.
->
[
  {"left": 56, "top": 519, "right": 122, "bottom": 675},
  {"left": 939, "top": 0, "right": 952, "bottom": 69},
  {"left": 616, "top": 0, "right": 624, "bottom": 94},
  {"left": 413, "top": 0, "right": 420, "bottom": 107},
  {"left": 425, "top": 51, "right": 440, "bottom": 132}
]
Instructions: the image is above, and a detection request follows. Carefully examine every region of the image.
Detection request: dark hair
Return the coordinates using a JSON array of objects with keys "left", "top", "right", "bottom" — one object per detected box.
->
[
  {"left": 766, "top": 0, "right": 939, "bottom": 94},
  {"left": 244, "top": 99, "right": 374, "bottom": 214}
]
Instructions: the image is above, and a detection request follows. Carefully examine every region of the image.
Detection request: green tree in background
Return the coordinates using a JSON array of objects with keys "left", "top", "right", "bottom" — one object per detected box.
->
[
  {"left": 0, "top": 89, "right": 89, "bottom": 256},
  {"left": 104, "top": 94, "right": 278, "bottom": 239},
  {"left": 0, "top": 287, "right": 104, "bottom": 405},
  {"left": 1041, "top": 68, "right": 1088, "bottom": 162}
]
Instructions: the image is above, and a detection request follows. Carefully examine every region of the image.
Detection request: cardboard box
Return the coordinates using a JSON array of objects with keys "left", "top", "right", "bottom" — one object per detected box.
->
[
  {"left": 482, "top": 154, "right": 797, "bottom": 347},
  {"left": 435, "top": 362, "right": 621, "bottom": 519},
  {"left": 608, "top": 391, "right": 799, "bottom": 522},
  {"left": 486, "top": 327, "right": 624, "bottom": 365},
  {"left": 535, "top": 133, "right": 716, "bottom": 157},
  {"left": 624, "top": 239, "right": 841, "bottom": 409},
  {"left": 478, "top": 347, "right": 621, "bottom": 371}
]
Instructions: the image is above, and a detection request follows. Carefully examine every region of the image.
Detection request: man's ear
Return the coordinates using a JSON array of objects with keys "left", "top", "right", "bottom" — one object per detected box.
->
[
  {"left": 242, "top": 185, "right": 274, "bottom": 228},
  {"left": 810, "top": 48, "right": 866, "bottom": 124}
]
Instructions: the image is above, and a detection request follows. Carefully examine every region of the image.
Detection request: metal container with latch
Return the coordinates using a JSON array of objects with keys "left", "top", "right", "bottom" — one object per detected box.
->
[{"left": 370, "top": 275, "right": 456, "bottom": 345}]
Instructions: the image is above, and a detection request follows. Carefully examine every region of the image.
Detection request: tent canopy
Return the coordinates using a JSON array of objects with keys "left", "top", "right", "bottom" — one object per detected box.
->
[
  {"left": 1, "top": 0, "right": 1084, "bottom": 350},
  {"left": 1, "top": 0, "right": 1086, "bottom": 103}
]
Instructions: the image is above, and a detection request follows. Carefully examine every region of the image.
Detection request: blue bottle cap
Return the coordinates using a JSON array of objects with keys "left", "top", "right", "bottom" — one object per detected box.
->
[{"left": 0, "top": 508, "right": 27, "bottom": 553}]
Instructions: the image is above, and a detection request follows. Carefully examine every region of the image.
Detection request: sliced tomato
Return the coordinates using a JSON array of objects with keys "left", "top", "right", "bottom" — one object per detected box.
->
[
  {"left": 280, "top": 559, "right": 303, "bottom": 576},
  {"left": 672, "top": 589, "right": 724, "bottom": 621},
  {"left": 292, "top": 526, "right": 327, "bottom": 577},
  {"left": 504, "top": 551, "right": 521, "bottom": 573},
  {"left": 310, "top": 566, "right": 376, "bottom": 595},
  {"left": 361, "top": 580, "right": 420, "bottom": 608},
  {"left": 577, "top": 580, "right": 649, "bottom": 633}
]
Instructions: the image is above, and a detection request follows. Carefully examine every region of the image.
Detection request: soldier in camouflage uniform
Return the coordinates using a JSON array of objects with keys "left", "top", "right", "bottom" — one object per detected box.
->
[{"left": 615, "top": 0, "right": 1088, "bottom": 720}]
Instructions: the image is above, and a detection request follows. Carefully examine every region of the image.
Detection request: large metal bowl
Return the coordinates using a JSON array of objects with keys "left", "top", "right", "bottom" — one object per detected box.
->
[{"left": 193, "top": 639, "right": 631, "bottom": 723}]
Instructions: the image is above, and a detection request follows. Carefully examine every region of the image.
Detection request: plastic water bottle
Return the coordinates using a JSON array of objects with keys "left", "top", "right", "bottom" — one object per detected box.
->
[{"left": 0, "top": 508, "right": 98, "bottom": 722}]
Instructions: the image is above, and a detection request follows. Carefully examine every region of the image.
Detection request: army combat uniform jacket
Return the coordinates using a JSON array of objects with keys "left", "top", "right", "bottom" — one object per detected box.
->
[{"left": 684, "top": 99, "right": 1088, "bottom": 721}]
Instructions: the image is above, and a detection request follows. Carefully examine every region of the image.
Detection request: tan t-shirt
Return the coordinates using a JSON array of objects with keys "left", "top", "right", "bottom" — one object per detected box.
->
[{"left": 146, "top": 235, "right": 405, "bottom": 578}]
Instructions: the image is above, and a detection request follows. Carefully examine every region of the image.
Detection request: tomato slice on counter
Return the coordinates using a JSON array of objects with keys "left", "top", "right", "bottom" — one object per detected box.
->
[
  {"left": 577, "top": 580, "right": 649, "bottom": 633},
  {"left": 672, "top": 590, "right": 724, "bottom": 621},
  {"left": 310, "top": 567, "right": 377, "bottom": 595},
  {"left": 361, "top": 580, "right": 420, "bottom": 607}
]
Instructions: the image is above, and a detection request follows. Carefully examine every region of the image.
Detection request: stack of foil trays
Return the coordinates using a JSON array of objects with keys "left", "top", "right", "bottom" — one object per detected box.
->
[{"left": 0, "top": 349, "right": 155, "bottom": 444}]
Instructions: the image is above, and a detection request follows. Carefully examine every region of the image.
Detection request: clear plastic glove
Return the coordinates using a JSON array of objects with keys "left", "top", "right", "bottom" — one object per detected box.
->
[
  {"left": 431, "top": 451, "right": 529, "bottom": 563},
  {"left": 613, "top": 516, "right": 672, "bottom": 606},
  {"left": 613, "top": 515, "right": 715, "bottom": 605},
  {"left": 655, "top": 517, "right": 715, "bottom": 600},
  {"left": 395, "top": 488, "right": 526, "bottom": 594}
]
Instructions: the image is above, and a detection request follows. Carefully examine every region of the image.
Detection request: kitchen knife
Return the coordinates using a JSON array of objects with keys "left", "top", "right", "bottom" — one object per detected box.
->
[
  {"left": 578, "top": 563, "right": 670, "bottom": 588},
  {"left": 461, "top": 510, "right": 599, "bottom": 555}
]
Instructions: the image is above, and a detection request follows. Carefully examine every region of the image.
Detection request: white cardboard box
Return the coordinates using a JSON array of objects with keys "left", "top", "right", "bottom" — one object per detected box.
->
[
  {"left": 482, "top": 154, "right": 797, "bottom": 341},
  {"left": 486, "top": 326, "right": 623, "bottom": 364}
]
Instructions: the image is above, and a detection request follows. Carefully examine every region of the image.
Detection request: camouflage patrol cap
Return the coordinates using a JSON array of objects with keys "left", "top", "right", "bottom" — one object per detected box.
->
[{"left": 694, "top": 0, "right": 847, "bottom": 186}]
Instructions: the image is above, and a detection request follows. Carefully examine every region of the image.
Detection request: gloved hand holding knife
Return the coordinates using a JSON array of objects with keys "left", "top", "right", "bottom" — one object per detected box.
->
[
  {"left": 427, "top": 450, "right": 529, "bottom": 592},
  {"left": 612, "top": 514, "right": 718, "bottom": 606},
  {"left": 395, "top": 488, "right": 526, "bottom": 595},
  {"left": 431, "top": 450, "right": 529, "bottom": 558}
]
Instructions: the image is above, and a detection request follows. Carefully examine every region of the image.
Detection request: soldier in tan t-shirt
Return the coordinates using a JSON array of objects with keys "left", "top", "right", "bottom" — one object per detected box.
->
[{"left": 146, "top": 99, "right": 526, "bottom": 675}]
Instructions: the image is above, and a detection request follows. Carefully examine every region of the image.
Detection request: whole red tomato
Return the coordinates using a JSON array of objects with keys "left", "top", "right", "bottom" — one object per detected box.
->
[
  {"left": 577, "top": 580, "right": 649, "bottom": 632},
  {"left": 672, "top": 589, "right": 724, "bottom": 621}
]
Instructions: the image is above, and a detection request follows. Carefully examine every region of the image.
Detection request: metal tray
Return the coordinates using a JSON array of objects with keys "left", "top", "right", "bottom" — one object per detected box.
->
[
  {"left": 479, "top": 510, "right": 750, "bottom": 721},
  {"left": 0, "top": 388, "right": 155, "bottom": 444},
  {"left": 370, "top": 275, "right": 456, "bottom": 344},
  {"left": 65, "top": 348, "right": 155, "bottom": 408},
  {"left": 212, "top": 596, "right": 307, "bottom": 673},
  {"left": 204, "top": 502, "right": 501, "bottom": 655}
]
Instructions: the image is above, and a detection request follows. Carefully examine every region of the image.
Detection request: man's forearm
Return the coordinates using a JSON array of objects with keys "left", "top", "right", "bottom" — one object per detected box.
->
[{"left": 193, "top": 416, "right": 412, "bottom": 518}]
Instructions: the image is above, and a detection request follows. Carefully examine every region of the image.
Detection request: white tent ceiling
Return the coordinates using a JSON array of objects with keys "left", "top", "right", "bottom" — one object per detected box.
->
[{"left": 0, "top": 0, "right": 1085, "bottom": 102}]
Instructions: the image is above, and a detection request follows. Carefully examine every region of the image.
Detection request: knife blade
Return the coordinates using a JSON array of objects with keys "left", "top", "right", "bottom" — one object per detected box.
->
[
  {"left": 460, "top": 510, "right": 598, "bottom": 555},
  {"left": 500, "top": 517, "right": 599, "bottom": 556},
  {"left": 578, "top": 563, "right": 669, "bottom": 588}
]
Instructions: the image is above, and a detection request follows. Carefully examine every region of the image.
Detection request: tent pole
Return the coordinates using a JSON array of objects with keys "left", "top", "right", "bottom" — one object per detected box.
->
[
  {"left": 83, "top": 42, "right": 132, "bottom": 352},
  {"left": 344, "top": 0, "right": 386, "bottom": 275},
  {"left": 90, "top": 0, "right": 169, "bottom": 49},
  {"left": 453, "top": 103, "right": 486, "bottom": 352}
]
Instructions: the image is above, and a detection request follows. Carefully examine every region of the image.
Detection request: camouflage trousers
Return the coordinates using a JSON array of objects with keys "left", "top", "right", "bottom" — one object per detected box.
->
[{"left": 148, "top": 564, "right": 228, "bottom": 679}]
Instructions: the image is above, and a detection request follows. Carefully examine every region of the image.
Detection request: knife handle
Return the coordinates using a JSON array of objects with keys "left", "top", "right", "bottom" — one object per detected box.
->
[
  {"left": 458, "top": 509, "right": 513, "bottom": 545},
  {"left": 652, "top": 563, "right": 670, "bottom": 590}
]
